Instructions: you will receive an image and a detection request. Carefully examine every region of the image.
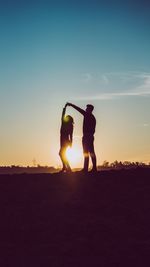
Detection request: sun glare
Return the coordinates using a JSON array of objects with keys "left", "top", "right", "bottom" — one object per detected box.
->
[{"left": 66, "top": 146, "right": 82, "bottom": 168}]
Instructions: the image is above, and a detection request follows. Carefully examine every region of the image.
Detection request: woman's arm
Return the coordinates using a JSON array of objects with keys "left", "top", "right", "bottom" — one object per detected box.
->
[{"left": 61, "top": 106, "right": 66, "bottom": 122}]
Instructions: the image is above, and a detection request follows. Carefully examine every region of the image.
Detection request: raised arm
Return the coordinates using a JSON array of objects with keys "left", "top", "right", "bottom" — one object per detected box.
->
[
  {"left": 67, "top": 103, "right": 85, "bottom": 116},
  {"left": 61, "top": 106, "right": 66, "bottom": 122}
]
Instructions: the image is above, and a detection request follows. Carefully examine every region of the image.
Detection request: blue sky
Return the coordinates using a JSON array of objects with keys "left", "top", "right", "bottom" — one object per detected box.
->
[{"left": 0, "top": 0, "right": 150, "bottom": 166}]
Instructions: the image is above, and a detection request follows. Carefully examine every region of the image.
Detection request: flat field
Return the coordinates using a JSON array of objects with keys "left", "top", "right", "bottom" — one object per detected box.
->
[{"left": 0, "top": 168, "right": 150, "bottom": 267}]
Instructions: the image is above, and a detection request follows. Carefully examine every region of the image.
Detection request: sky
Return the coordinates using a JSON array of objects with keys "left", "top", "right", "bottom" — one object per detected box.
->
[{"left": 0, "top": 0, "right": 150, "bottom": 167}]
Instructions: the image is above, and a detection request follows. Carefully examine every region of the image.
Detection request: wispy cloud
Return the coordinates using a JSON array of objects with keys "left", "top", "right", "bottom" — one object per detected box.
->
[
  {"left": 101, "top": 74, "right": 109, "bottom": 85},
  {"left": 81, "top": 73, "right": 93, "bottom": 83},
  {"left": 76, "top": 72, "right": 150, "bottom": 101},
  {"left": 137, "top": 123, "right": 149, "bottom": 128}
]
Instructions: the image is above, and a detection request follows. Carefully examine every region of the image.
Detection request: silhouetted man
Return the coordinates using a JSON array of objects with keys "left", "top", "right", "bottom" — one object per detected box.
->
[{"left": 66, "top": 103, "right": 97, "bottom": 173}]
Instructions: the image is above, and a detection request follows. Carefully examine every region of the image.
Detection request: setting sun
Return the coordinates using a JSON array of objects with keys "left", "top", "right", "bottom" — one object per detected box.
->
[{"left": 66, "top": 146, "right": 82, "bottom": 168}]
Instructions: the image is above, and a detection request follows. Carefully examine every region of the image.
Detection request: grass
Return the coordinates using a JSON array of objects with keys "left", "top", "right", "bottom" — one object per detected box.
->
[{"left": 0, "top": 168, "right": 150, "bottom": 266}]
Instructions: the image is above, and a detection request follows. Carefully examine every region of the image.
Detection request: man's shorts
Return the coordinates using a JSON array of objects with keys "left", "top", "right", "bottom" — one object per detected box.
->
[{"left": 82, "top": 135, "right": 95, "bottom": 153}]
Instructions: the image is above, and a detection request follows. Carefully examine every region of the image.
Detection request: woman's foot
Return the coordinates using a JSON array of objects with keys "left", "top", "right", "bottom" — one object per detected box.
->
[{"left": 66, "top": 167, "right": 72, "bottom": 173}]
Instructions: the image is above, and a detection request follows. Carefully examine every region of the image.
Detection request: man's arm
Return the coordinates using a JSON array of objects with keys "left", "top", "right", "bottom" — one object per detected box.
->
[{"left": 66, "top": 103, "right": 85, "bottom": 116}]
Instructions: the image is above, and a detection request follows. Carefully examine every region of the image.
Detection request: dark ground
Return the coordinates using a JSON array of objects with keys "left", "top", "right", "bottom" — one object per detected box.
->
[{"left": 0, "top": 168, "right": 150, "bottom": 267}]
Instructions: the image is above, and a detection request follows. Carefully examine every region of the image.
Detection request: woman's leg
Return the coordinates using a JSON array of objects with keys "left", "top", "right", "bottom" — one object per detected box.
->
[
  {"left": 59, "top": 146, "right": 72, "bottom": 172},
  {"left": 59, "top": 147, "right": 66, "bottom": 171}
]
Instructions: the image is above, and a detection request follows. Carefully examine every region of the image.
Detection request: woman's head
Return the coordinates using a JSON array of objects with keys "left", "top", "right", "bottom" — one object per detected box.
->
[{"left": 65, "top": 115, "right": 74, "bottom": 125}]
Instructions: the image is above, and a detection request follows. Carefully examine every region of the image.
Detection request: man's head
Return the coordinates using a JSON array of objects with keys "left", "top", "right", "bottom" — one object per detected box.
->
[{"left": 86, "top": 104, "right": 94, "bottom": 114}]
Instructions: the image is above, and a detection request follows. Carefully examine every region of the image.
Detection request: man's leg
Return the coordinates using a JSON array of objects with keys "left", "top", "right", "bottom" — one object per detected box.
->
[
  {"left": 89, "top": 138, "right": 97, "bottom": 171},
  {"left": 91, "top": 152, "right": 97, "bottom": 171},
  {"left": 82, "top": 137, "right": 89, "bottom": 172}
]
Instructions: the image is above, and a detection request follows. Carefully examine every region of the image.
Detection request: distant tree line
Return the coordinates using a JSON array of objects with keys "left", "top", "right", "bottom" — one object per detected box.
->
[
  {"left": 0, "top": 161, "right": 150, "bottom": 174},
  {"left": 98, "top": 160, "right": 150, "bottom": 170},
  {"left": 0, "top": 165, "right": 58, "bottom": 174}
]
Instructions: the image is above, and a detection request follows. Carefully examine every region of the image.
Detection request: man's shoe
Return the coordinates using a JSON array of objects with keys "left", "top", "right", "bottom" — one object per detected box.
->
[
  {"left": 89, "top": 168, "right": 97, "bottom": 174},
  {"left": 79, "top": 169, "right": 88, "bottom": 173}
]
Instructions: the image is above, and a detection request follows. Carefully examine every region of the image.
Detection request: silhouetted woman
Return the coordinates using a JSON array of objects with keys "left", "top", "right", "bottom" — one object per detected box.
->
[{"left": 59, "top": 105, "right": 74, "bottom": 172}]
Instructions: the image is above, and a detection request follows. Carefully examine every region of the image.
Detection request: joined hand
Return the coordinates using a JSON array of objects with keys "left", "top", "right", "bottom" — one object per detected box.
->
[{"left": 66, "top": 102, "right": 72, "bottom": 106}]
